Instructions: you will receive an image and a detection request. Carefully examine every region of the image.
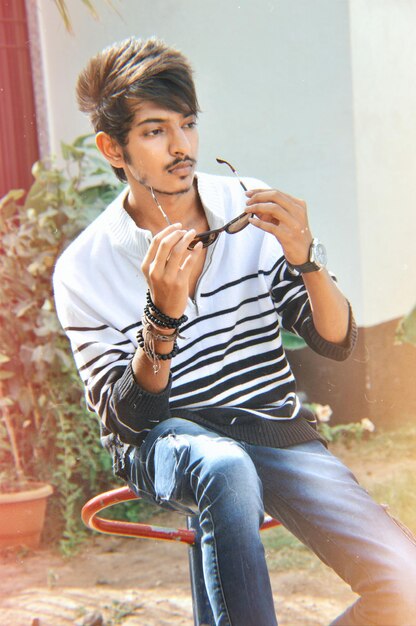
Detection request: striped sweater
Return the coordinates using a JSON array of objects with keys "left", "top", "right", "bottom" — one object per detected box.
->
[{"left": 53, "top": 172, "right": 357, "bottom": 469}]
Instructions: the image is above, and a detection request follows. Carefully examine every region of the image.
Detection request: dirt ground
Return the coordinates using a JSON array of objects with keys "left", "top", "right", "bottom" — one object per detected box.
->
[
  {"left": 0, "top": 524, "right": 356, "bottom": 626},
  {"left": 0, "top": 440, "right": 412, "bottom": 626}
]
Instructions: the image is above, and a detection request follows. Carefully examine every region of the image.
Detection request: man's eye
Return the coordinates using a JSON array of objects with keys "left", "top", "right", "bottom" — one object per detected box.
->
[
  {"left": 185, "top": 121, "right": 197, "bottom": 129},
  {"left": 145, "top": 128, "right": 163, "bottom": 136}
]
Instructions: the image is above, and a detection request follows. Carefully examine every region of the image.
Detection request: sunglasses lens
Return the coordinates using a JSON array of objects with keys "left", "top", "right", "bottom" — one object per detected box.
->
[
  {"left": 200, "top": 232, "right": 219, "bottom": 248},
  {"left": 187, "top": 231, "right": 218, "bottom": 250},
  {"left": 187, "top": 212, "right": 251, "bottom": 250},
  {"left": 226, "top": 213, "right": 250, "bottom": 234}
]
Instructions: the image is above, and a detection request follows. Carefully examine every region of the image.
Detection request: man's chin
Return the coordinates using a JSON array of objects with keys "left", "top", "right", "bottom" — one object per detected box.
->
[
  {"left": 153, "top": 176, "right": 195, "bottom": 196},
  {"left": 135, "top": 168, "right": 196, "bottom": 197},
  {"left": 155, "top": 185, "right": 193, "bottom": 196}
]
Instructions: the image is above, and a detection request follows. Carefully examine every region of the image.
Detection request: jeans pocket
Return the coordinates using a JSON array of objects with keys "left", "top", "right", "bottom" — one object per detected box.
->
[{"left": 382, "top": 503, "right": 416, "bottom": 548}]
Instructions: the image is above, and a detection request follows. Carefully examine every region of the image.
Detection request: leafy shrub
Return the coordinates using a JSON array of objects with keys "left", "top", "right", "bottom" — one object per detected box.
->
[{"left": 0, "top": 136, "right": 132, "bottom": 551}]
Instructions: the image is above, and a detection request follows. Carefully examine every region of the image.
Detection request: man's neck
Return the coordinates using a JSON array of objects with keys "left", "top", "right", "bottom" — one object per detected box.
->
[{"left": 124, "top": 177, "right": 206, "bottom": 234}]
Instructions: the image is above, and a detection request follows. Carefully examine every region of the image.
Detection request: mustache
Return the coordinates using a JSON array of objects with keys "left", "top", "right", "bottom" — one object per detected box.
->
[{"left": 165, "top": 157, "right": 197, "bottom": 171}]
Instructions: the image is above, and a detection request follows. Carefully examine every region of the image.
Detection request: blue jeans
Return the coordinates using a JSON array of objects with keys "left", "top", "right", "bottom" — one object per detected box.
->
[{"left": 124, "top": 418, "right": 416, "bottom": 625}]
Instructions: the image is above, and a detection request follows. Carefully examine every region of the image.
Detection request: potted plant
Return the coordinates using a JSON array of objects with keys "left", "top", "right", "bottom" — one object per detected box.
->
[{"left": 0, "top": 136, "right": 121, "bottom": 549}]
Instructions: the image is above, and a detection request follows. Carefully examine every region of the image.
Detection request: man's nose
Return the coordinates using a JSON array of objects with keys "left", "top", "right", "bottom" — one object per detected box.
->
[{"left": 169, "top": 127, "right": 190, "bottom": 156}]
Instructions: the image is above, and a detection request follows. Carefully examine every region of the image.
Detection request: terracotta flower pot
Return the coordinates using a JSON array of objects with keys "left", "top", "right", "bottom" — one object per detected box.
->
[{"left": 0, "top": 482, "right": 53, "bottom": 549}]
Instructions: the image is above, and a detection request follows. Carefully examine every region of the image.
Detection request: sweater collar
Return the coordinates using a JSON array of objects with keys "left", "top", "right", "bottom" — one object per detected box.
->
[{"left": 106, "top": 173, "right": 225, "bottom": 258}]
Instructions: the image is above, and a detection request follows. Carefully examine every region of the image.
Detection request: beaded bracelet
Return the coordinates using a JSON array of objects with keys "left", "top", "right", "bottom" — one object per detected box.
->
[
  {"left": 142, "top": 313, "right": 185, "bottom": 339},
  {"left": 143, "top": 306, "right": 178, "bottom": 329},
  {"left": 141, "top": 315, "right": 180, "bottom": 341},
  {"left": 146, "top": 290, "right": 188, "bottom": 328},
  {"left": 137, "top": 329, "right": 180, "bottom": 373}
]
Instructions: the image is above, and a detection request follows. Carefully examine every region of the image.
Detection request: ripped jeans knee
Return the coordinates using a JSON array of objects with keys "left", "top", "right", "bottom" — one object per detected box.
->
[
  {"left": 126, "top": 418, "right": 259, "bottom": 517},
  {"left": 128, "top": 425, "right": 200, "bottom": 514},
  {"left": 151, "top": 433, "right": 195, "bottom": 510}
]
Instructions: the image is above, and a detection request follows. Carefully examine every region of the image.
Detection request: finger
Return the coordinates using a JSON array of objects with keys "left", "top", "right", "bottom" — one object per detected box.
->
[
  {"left": 246, "top": 189, "right": 306, "bottom": 211},
  {"left": 248, "top": 215, "right": 282, "bottom": 236},
  {"left": 249, "top": 209, "right": 311, "bottom": 244},
  {"left": 145, "top": 229, "right": 188, "bottom": 283},
  {"left": 149, "top": 223, "right": 183, "bottom": 251},
  {"left": 151, "top": 228, "right": 190, "bottom": 268},
  {"left": 179, "top": 240, "right": 204, "bottom": 272},
  {"left": 162, "top": 229, "right": 199, "bottom": 272},
  {"left": 248, "top": 216, "right": 298, "bottom": 244},
  {"left": 150, "top": 229, "right": 202, "bottom": 287},
  {"left": 246, "top": 187, "right": 305, "bottom": 205},
  {"left": 245, "top": 188, "right": 269, "bottom": 196},
  {"left": 141, "top": 223, "right": 182, "bottom": 276},
  {"left": 149, "top": 237, "right": 203, "bottom": 316},
  {"left": 246, "top": 202, "right": 297, "bottom": 228}
]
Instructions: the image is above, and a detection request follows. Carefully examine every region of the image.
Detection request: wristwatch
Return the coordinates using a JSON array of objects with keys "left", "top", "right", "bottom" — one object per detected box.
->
[{"left": 286, "top": 238, "right": 327, "bottom": 275}]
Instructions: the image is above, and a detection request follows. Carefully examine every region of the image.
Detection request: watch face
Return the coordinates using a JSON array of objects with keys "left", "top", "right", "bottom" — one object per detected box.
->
[{"left": 311, "top": 241, "right": 327, "bottom": 268}]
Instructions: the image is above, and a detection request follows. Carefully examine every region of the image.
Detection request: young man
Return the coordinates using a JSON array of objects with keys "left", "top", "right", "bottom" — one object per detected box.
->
[{"left": 54, "top": 37, "right": 416, "bottom": 625}]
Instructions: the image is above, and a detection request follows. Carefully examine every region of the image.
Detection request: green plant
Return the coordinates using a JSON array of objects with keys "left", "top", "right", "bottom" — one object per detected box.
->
[
  {"left": 305, "top": 403, "right": 376, "bottom": 444},
  {"left": 395, "top": 304, "right": 416, "bottom": 347},
  {"left": 281, "top": 329, "right": 307, "bottom": 351},
  {"left": 0, "top": 136, "right": 125, "bottom": 549},
  {"left": 317, "top": 419, "right": 375, "bottom": 444}
]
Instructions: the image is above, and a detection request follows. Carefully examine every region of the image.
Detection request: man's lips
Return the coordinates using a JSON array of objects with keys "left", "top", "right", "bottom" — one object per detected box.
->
[{"left": 167, "top": 160, "right": 195, "bottom": 175}]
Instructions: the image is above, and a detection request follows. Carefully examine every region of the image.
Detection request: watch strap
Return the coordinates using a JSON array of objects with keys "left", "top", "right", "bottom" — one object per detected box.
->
[{"left": 286, "top": 259, "right": 322, "bottom": 275}]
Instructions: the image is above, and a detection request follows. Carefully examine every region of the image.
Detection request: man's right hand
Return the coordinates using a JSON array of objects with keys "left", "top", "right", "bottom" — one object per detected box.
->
[{"left": 141, "top": 223, "right": 203, "bottom": 319}]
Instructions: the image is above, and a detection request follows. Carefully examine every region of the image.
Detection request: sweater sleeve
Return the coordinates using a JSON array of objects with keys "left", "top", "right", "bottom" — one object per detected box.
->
[
  {"left": 53, "top": 267, "right": 171, "bottom": 446},
  {"left": 270, "top": 258, "right": 357, "bottom": 361},
  {"left": 110, "top": 362, "right": 172, "bottom": 443}
]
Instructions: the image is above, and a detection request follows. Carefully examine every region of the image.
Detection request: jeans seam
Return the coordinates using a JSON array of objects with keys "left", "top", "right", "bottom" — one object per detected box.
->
[
  {"left": 190, "top": 468, "right": 232, "bottom": 626},
  {"left": 382, "top": 505, "right": 416, "bottom": 549}
]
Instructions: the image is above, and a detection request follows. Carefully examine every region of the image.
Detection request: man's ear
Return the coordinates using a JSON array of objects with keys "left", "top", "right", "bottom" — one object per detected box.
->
[{"left": 96, "top": 132, "right": 125, "bottom": 168}]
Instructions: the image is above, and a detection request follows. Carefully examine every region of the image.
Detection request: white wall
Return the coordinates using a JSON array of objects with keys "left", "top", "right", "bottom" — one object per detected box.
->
[
  {"left": 349, "top": 0, "right": 416, "bottom": 326},
  {"left": 32, "top": 0, "right": 415, "bottom": 326}
]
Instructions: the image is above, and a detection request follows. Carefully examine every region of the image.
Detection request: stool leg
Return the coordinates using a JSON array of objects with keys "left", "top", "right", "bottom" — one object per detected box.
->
[{"left": 187, "top": 515, "right": 216, "bottom": 626}]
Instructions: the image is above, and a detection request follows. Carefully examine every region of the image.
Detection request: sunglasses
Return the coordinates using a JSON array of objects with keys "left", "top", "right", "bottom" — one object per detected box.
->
[
  {"left": 149, "top": 158, "right": 252, "bottom": 250},
  {"left": 187, "top": 158, "right": 251, "bottom": 249}
]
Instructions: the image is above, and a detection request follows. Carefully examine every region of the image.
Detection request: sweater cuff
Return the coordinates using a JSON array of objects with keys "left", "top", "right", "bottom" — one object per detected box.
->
[
  {"left": 300, "top": 302, "right": 358, "bottom": 361},
  {"left": 114, "top": 360, "right": 172, "bottom": 418}
]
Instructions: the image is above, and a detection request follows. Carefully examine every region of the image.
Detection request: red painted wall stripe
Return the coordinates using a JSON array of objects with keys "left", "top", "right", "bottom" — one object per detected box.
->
[{"left": 0, "top": 0, "right": 39, "bottom": 197}]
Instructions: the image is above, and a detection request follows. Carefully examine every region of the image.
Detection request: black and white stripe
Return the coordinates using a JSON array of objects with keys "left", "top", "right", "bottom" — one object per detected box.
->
[{"left": 53, "top": 172, "right": 356, "bottom": 448}]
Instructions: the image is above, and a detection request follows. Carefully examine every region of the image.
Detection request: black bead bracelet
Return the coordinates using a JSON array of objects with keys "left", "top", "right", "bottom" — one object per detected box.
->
[{"left": 146, "top": 290, "right": 188, "bottom": 328}]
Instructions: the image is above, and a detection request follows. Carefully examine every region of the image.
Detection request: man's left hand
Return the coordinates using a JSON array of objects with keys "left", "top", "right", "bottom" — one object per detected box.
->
[{"left": 245, "top": 188, "right": 313, "bottom": 265}]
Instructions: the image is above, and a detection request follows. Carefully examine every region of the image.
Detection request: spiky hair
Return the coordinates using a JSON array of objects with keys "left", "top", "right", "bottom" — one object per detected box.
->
[{"left": 76, "top": 37, "right": 199, "bottom": 180}]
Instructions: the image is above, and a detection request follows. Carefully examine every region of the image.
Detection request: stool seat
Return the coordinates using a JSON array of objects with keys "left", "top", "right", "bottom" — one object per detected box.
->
[
  {"left": 82, "top": 485, "right": 280, "bottom": 543},
  {"left": 82, "top": 485, "right": 281, "bottom": 625}
]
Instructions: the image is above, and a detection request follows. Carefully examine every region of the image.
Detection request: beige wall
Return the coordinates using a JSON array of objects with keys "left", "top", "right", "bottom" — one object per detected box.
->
[
  {"left": 349, "top": 0, "right": 416, "bottom": 325},
  {"left": 32, "top": 0, "right": 415, "bottom": 327}
]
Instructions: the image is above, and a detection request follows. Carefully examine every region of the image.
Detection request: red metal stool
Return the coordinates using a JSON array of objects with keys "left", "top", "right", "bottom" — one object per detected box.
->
[{"left": 82, "top": 485, "right": 280, "bottom": 625}]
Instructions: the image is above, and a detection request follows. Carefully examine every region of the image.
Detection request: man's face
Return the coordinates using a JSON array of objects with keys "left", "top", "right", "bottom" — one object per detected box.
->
[{"left": 121, "top": 101, "right": 199, "bottom": 196}]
